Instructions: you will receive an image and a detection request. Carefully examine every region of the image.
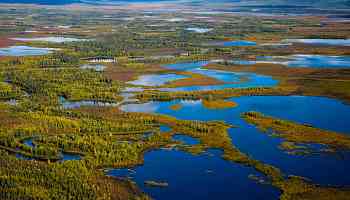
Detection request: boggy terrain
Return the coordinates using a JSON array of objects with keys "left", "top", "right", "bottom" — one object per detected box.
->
[
  {"left": 206, "top": 63, "right": 350, "bottom": 103},
  {"left": 0, "top": 2, "right": 350, "bottom": 200}
]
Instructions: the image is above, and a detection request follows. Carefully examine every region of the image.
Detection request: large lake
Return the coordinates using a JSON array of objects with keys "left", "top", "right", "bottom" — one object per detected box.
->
[
  {"left": 120, "top": 96, "right": 350, "bottom": 193},
  {"left": 114, "top": 60, "right": 350, "bottom": 200}
]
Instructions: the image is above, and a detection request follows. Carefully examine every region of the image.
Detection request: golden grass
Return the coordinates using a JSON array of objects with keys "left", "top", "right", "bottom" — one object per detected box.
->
[
  {"left": 242, "top": 111, "right": 350, "bottom": 150},
  {"left": 202, "top": 99, "right": 237, "bottom": 109},
  {"left": 162, "top": 71, "right": 224, "bottom": 88},
  {"left": 169, "top": 104, "right": 182, "bottom": 111},
  {"left": 277, "top": 176, "right": 350, "bottom": 200}
]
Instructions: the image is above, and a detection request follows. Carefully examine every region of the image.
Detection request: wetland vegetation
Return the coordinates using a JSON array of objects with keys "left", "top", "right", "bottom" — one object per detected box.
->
[
  {"left": 202, "top": 99, "right": 238, "bottom": 109},
  {"left": 0, "top": 1, "right": 350, "bottom": 200},
  {"left": 242, "top": 111, "right": 350, "bottom": 154}
]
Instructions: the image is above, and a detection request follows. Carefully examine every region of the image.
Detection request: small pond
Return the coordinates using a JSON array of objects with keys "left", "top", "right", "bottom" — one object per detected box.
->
[
  {"left": 80, "top": 64, "right": 106, "bottom": 72},
  {"left": 59, "top": 96, "right": 117, "bottom": 109},
  {"left": 0, "top": 45, "right": 56, "bottom": 56},
  {"left": 205, "top": 40, "right": 257, "bottom": 47},
  {"left": 12, "top": 37, "right": 89, "bottom": 43},
  {"left": 127, "top": 74, "right": 188, "bottom": 87},
  {"left": 172, "top": 135, "right": 200, "bottom": 145},
  {"left": 17, "top": 138, "right": 81, "bottom": 161},
  {"left": 185, "top": 28, "right": 212, "bottom": 33}
]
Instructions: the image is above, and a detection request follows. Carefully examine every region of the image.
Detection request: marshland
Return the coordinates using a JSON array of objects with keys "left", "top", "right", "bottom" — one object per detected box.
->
[{"left": 0, "top": 1, "right": 350, "bottom": 200}]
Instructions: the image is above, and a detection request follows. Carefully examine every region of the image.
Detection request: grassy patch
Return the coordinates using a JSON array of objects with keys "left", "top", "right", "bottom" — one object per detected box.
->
[
  {"left": 162, "top": 71, "right": 224, "bottom": 88},
  {"left": 242, "top": 111, "right": 350, "bottom": 151},
  {"left": 169, "top": 103, "right": 182, "bottom": 111},
  {"left": 202, "top": 99, "right": 237, "bottom": 109}
]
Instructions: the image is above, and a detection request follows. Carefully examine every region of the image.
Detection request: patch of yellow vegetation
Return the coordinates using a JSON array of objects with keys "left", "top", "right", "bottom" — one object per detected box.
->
[
  {"left": 242, "top": 111, "right": 350, "bottom": 150},
  {"left": 162, "top": 71, "right": 224, "bottom": 88},
  {"left": 169, "top": 104, "right": 182, "bottom": 111},
  {"left": 277, "top": 176, "right": 350, "bottom": 200},
  {"left": 202, "top": 99, "right": 238, "bottom": 109}
]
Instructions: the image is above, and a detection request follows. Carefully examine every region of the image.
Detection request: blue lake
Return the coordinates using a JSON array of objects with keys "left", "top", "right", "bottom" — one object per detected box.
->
[
  {"left": 0, "top": 46, "right": 55, "bottom": 56},
  {"left": 223, "top": 41, "right": 257, "bottom": 47},
  {"left": 160, "top": 125, "right": 172, "bottom": 132},
  {"left": 284, "top": 39, "right": 350, "bottom": 46},
  {"left": 231, "top": 55, "right": 350, "bottom": 68},
  {"left": 121, "top": 96, "right": 350, "bottom": 187},
  {"left": 108, "top": 149, "right": 280, "bottom": 200},
  {"left": 116, "top": 60, "right": 350, "bottom": 199},
  {"left": 173, "top": 134, "right": 199, "bottom": 145},
  {"left": 127, "top": 74, "right": 188, "bottom": 87},
  {"left": 160, "top": 61, "right": 278, "bottom": 91},
  {"left": 286, "top": 55, "right": 350, "bottom": 68},
  {"left": 206, "top": 40, "right": 257, "bottom": 47}
]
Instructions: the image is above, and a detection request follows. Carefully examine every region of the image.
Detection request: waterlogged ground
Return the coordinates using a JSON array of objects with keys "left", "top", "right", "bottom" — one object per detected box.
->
[
  {"left": 232, "top": 55, "right": 350, "bottom": 68},
  {"left": 59, "top": 96, "right": 117, "bottom": 109},
  {"left": 136, "top": 61, "right": 279, "bottom": 91},
  {"left": 17, "top": 138, "right": 81, "bottom": 161},
  {"left": 0, "top": 45, "right": 55, "bottom": 56},
  {"left": 80, "top": 64, "right": 106, "bottom": 72}
]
